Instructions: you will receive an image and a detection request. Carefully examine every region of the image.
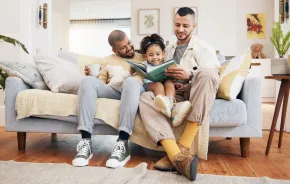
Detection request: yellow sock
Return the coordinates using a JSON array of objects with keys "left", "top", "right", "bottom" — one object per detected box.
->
[
  {"left": 178, "top": 121, "right": 200, "bottom": 148},
  {"left": 160, "top": 139, "right": 180, "bottom": 162}
]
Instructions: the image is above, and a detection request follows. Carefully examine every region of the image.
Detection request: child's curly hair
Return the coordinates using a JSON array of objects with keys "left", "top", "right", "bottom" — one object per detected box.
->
[{"left": 140, "top": 34, "right": 165, "bottom": 54}]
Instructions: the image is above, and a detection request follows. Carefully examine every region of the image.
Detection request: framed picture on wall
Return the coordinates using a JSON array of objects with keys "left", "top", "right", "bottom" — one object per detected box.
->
[
  {"left": 174, "top": 7, "right": 198, "bottom": 35},
  {"left": 138, "top": 9, "right": 160, "bottom": 35},
  {"left": 246, "top": 13, "right": 266, "bottom": 39}
]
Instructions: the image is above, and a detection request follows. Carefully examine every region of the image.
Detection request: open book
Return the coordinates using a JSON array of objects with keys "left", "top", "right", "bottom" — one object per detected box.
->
[{"left": 126, "top": 59, "right": 177, "bottom": 82}]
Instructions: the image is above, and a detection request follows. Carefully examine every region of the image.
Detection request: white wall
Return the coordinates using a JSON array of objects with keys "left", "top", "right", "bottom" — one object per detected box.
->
[
  {"left": 17, "top": 0, "right": 70, "bottom": 58},
  {"left": 0, "top": 0, "right": 21, "bottom": 126},
  {"left": 0, "top": 0, "right": 70, "bottom": 126},
  {"left": 0, "top": 0, "right": 21, "bottom": 61},
  {"left": 51, "top": 0, "right": 70, "bottom": 55},
  {"left": 33, "top": 0, "right": 70, "bottom": 57},
  {"left": 236, "top": 0, "right": 274, "bottom": 58},
  {"left": 131, "top": 0, "right": 274, "bottom": 57}
]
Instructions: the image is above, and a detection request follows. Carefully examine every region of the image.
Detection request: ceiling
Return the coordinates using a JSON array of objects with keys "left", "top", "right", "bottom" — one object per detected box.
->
[{"left": 69, "top": 0, "right": 131, "bottom": 20}]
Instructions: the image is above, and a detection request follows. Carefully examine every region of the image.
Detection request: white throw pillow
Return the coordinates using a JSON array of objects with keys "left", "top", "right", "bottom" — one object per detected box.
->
[
  {"left": 34, "top": 56, "right": 84, "bottom": 94},
  {"left": 58, "top": 50, "right": 79, "bottom": 65},
  {"left": 0, "top": 61, "right": 48, "bottom": 89}
]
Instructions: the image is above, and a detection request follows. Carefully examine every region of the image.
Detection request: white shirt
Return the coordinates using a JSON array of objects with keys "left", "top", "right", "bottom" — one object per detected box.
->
[{"left": 165, "top": 35, "right": 221, "bottom": 74}]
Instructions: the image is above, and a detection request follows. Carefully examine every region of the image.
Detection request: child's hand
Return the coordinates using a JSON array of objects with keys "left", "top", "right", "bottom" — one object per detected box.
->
[{"left": 130, "top": 68, "right": 137, "bottom": 76}]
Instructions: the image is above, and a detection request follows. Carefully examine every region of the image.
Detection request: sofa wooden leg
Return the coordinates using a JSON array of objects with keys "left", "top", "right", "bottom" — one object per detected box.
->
[
  {"left": 240, "top": 138, "right": 250, "bottom": 158},
  {"left": 51, "top": 133, "right": 57, "bottom": 141},
  {"left": 17, "top": 132, "right": 26, "bottom": 151}
]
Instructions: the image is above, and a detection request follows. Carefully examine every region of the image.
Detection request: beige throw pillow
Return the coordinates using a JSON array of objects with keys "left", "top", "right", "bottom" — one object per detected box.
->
[{"left": 34, "top": 56, "right": 84, "bottom": 94}]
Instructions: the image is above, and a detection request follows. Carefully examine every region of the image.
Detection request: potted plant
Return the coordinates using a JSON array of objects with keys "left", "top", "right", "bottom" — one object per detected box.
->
[
  {"left": 0, "top": 35, "right": 29, "bottom": 90},
  {"left": 270, "top": 20, "right": 290, "bottom": 75}
]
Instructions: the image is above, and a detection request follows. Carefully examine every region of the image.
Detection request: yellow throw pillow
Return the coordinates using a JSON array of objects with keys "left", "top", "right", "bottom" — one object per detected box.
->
[{"left": 217, "top": 50, "right": 251, "bottom": 100}]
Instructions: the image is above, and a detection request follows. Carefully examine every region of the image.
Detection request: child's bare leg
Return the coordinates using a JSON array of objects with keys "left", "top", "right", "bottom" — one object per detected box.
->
[
  {"left": 146, "top": 82, "right": 165, "bottom": 96},
  {"left": 151, "top": 80, "right": 175, "bottom": 118},
  {"left": 164, "top": 80, "right": 176, "bottom": 98}
]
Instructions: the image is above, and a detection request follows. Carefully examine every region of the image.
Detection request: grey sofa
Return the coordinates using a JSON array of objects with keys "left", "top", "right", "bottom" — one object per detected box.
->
[{"left": 5, "top": 75, "right": 262, "bottom": 158}]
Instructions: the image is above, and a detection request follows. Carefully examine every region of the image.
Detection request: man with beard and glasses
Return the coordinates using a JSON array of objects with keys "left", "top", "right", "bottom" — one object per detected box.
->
[
  {"left": 72, "top": 30, "right": 144, "bottom": 168},
  {"left": 139, "top": 7, "right": 221, "bottom": 181}
]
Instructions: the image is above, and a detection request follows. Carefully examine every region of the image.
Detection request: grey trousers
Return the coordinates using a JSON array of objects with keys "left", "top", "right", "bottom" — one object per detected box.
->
[{"left": 77, "top": 76, "right": 145, "bottom": 134}]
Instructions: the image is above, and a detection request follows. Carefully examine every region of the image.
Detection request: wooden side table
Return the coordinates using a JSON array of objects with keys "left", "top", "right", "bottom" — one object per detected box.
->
[{"left": 265, "top": 75, "right": 290, "bottom": 156}]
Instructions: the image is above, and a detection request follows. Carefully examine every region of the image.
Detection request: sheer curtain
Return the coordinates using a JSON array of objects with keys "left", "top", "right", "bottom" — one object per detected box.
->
[{"left": 69, "top": 19, "right": 131, "bottom": 57}]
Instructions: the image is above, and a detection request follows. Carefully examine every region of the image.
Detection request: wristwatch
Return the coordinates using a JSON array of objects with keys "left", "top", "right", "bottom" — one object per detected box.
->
[{"left": 189, "top": 71, "right": 194, "bottom": 81}]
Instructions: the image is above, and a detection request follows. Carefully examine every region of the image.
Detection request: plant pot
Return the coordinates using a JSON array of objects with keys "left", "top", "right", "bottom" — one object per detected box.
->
[{"left": 271, "top": 58, "right": 290, "bottom": 75}]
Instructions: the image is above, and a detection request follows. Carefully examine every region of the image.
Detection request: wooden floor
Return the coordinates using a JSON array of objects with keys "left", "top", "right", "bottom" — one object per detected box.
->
[{"left": 0, "top": 127, "right": 290, "bottom": 180}]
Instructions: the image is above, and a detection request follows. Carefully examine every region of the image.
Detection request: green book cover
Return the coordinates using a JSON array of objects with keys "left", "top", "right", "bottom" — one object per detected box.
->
[{"left": 126, "top": 59, "right": 177, "bottom": 82}]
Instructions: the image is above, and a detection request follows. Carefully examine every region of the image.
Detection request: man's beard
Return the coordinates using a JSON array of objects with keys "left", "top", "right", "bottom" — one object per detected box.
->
[
  {"left": 117, "top": 46, "right": 135, "bottom": 58},
  {"left": 175, "top": 30, "right": 193, "bottom": 42}
]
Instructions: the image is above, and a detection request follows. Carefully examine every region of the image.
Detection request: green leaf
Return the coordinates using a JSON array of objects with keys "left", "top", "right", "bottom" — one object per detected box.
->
[
  {"left": 0, "top": 34, "right": 29, "bottom": 54},
  {"left": 0, "top": 71, "right": 8, "bottom": 79},
  {"left": 270, "top": 20, "right": 290, "bottom": 57},
  {"left": 0, "top": 78, "right": 5, "bottom": 90},
  {"left": 282, "top": 42, "right": 290, "bottom": 56},
  {"left": 0, "top": 70, "right": 8, "bottom": 90},
  {"left": 0, "top": 35, "right": 29, "bottom": 89}
]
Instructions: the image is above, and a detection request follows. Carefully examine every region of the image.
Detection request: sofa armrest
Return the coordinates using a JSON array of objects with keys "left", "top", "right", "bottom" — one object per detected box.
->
[
  {"left": 237, "top": 76, "right": 262, "bottom": 137},
  {"left": 5, "top": 77, "right": 32, "bottom": 129}
]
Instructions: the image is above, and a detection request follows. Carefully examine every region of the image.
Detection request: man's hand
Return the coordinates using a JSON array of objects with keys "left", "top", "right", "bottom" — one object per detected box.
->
[
  {"left": 165, "top": 66, "right": 190, "bottom": 80},
  {"left": 130, "top": 67, "right": 137, "bottom": 76},
  {"left": 84, "top": 66, "right": 90, "bottom": 76},
  {"left": 174, "top": 83, "right": 185, "bottom": 94},
  {"left": 174, "top": 83, "right": 183, "bottom": 90},
  {"left": 174, "top": 83, "right": 190, "bottom": 95}
]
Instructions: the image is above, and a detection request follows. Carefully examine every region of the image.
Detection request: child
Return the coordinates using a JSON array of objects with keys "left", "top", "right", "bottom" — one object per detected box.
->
[{"left": 139, "top": 34, "right": 191, "bottom": 127}]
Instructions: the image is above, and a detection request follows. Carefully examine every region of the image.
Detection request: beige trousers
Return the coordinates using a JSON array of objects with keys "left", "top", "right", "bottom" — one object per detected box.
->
[{"left": 139, "top": 68, "right": 220, "bottom": 159}]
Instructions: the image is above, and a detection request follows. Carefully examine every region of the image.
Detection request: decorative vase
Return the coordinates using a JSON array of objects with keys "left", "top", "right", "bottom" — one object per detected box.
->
[{"left": 271, "top": 57, "right": 290, "bottom": 75}]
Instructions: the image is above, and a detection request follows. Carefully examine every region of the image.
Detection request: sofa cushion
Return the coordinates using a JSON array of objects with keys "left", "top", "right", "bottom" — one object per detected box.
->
[
  {"left": 209, "top": 99, "right": 247, "bottom": 127},
  {"left": 15, "top": 89, "right": 162, "bottom": 152},
  {"left": 16, "top": 89, "right": 247, "bottom": 128}
]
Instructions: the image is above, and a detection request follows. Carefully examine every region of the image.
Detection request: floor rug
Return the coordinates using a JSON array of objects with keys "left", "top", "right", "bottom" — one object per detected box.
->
[{"left": 0, "top": 161, "right": 289, "bottom": 184}]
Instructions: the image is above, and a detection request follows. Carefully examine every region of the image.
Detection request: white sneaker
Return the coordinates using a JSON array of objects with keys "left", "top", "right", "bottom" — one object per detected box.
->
[
  {"left": 154, "top": 95, "right": 174, "bottom": 118},
  {"left": 106, "top": 139, "right": 131, "bottom": 168},
  {"left": 72, "top": 139, "right": 93, "bottom": 167},
  {"left": 171, "top": 101, "right": 192, "bottom": 127}
]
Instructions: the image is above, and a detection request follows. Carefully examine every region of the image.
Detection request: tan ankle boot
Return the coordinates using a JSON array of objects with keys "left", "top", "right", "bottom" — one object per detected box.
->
[
  {"left": 153, "top": 143, "right": 190, "bottom": 171},
  {"left": 172, "top": 152, "right": 199, "bottom": 181}
]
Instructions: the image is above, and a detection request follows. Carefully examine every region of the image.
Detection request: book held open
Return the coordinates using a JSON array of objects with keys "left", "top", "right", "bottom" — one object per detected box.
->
[{"left": 126, "top": 59, "right": 177, "bottom": 82}]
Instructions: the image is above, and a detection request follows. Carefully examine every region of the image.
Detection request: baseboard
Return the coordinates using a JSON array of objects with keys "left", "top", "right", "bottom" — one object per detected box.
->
[{"left": 0, "top": 106, "right": 5, "bottom": 127}]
